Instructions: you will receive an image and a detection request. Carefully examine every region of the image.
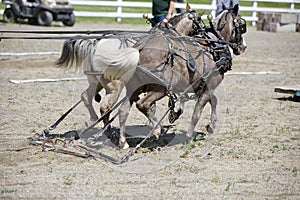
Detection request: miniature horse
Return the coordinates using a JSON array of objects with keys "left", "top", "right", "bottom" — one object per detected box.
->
[
  {"left": 56, "top": 9, "right": 204, "bottom": 128},
  {"left": 117, "top": 4, "right": 247, "bottom": 148}
]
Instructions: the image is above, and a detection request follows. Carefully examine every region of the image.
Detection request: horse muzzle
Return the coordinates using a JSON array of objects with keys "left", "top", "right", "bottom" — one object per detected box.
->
[{"left": 232, "top": 39, "right": 247, "bottom": 55}]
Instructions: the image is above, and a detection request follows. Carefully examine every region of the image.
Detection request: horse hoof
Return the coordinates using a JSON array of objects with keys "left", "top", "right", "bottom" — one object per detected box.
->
[
  {"left": 206, "top": 125, "right": 214, "bottom": 134},
  {"left": 153, "top": 128, "right": 161, "bottom": 140},
  {"left": 119, "top": 142, "right": 130, "bottom": 150},
  {"left": 183, "top": 136, "right": 193, "bottom": 144}
]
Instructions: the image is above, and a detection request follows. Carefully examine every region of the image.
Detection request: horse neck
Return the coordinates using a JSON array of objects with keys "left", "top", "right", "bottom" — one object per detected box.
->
[
  {"left": 215, "top": 11, "right": 234, "bottom": 42},
  {"left": 172, "top": 19, "right": 192, "bottom": 36}
]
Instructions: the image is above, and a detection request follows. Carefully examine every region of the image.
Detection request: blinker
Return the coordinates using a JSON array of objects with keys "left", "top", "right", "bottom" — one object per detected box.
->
[{"left": 239, "top": 18, "right": 247, "bottom": 34}]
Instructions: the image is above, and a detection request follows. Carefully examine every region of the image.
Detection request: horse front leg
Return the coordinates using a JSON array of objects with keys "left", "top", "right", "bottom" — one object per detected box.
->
[
  {"left": 169, "top": 98, "right": 185, "bottom": 123},
  {"left": 118, "top": 97, "right": 133, "bottom": 149},
  {"left": 186, "top": 91, "right": 210, "bottom": 140},
  {"left": 100, "top": 80, "right": 124, "bottom": 138},
  {"left": 81, "top": 76, "right": 99, "bottom": 125},
  {"left": 206, "top": 94, "right": 217, "bottom": 134}
]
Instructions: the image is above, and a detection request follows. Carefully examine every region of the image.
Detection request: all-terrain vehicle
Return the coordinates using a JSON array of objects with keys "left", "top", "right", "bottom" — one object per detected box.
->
[{"left": 2, "top": 0, "right": 75, "bottom": 26}]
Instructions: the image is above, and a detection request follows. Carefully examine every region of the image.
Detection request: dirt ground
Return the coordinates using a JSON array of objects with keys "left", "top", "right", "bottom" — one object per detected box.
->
[{"left": 0, "top": 22, "right": 299, "bottom": 199}]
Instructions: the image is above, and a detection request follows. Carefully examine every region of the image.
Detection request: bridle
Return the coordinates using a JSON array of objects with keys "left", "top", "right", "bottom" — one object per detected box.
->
[
  {"left": 186, "top": 10, "right": 205, "bottom": 36},
  {"left": 217, "top": 9, "right": 247, "bottom": 49}
]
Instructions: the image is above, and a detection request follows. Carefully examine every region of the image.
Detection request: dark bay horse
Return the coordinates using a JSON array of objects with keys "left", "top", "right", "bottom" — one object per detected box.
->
[{"left": 117, "top": 4, "right": 247, "bottom": 149}]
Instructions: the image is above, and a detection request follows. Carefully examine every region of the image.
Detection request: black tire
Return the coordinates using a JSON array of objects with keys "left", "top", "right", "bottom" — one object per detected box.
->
[
  {"left": 37, "top": 11, "right": 53, "bottom": 26},
  {"left": 3, "top": 9, "right": 17, "bottom": 23},
  {"left": 62, "top": 12, "right": 75, "bottom": 26}
]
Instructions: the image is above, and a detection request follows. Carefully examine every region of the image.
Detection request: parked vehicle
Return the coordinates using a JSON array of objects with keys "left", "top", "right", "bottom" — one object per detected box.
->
[{"left": 2, "top": 0, "right": 75, "bottom": 26}]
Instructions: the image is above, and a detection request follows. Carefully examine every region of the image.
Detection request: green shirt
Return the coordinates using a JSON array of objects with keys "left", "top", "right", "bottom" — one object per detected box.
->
[{"left": 152, "top": 0, "right": 173, "bottom": 17}]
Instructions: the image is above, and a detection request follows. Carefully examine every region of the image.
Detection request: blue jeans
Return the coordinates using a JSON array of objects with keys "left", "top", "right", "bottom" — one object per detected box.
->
[
  {"left": 151, "top": 15, "right": 166, "bottom": 26},
  {"left": 216, "top": 0, "right": 239, "bottom": 16}
]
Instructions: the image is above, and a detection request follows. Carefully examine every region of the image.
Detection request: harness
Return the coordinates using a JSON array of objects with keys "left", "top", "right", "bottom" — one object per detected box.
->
[
  {"left": 186, "top": 10, "right": 205, "bottom": 36},
  {"left": 140, "top": 34, "right": 232, "bottom": 123},
  {"left": 217, "top": 10, "right": 247, "bottom": 48},
  {"left": 21, "top": 11, "right": 241, "bottom": 165}
]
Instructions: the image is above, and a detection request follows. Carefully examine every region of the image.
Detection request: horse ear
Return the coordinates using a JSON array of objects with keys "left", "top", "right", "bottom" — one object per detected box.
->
[
  {"left": 233, "top": 4, "right": 239, "bottom": 15},
  {"left": 222, "top": 2, "right": 227, "bottom": 11},
  {"left": 186, "top": 3, "right": 191, "bottom": 11},
  {"left": 230, "top": 0, "right": 234, "bottom": 8},
  {"left": 197, "top": 11, "right": 204, "bottom": 19}
]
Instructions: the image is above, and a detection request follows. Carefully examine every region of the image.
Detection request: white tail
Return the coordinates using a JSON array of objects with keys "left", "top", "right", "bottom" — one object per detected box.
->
[
  {"left": 57, "top": 38, "right": 139, "bottom": 83},
  {"left": 56, "top": 39, "right": 96, "bottom": 72}
]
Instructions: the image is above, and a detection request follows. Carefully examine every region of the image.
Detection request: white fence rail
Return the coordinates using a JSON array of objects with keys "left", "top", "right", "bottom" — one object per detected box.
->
[
  {"left": 70, "top": 0, "right": 300, "bottom": 25},
  {"left": 1, "top": 0, "right": 300, "bottom": 25}
]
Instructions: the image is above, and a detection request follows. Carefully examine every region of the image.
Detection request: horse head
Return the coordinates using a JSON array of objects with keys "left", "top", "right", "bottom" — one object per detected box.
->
[
  {"left": 168, "top": 9, "right": 204, "bottom": 36},
  {"left": 214, "top": 4, "right": 247, "bottom": 55},
  {"left": 147, "top": 3, "right": 204, "bottom": 37}
]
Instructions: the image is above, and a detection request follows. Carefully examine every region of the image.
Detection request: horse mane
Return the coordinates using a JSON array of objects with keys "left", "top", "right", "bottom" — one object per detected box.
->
[
  {"left": 214, "top": 10, "right": 227, "bottom": 26},
  {"left": 168, "top": 13, "right": 187, "bottom": 26}
]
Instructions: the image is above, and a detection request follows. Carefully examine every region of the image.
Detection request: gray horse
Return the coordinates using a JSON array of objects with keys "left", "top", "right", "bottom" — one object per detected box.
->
[
  {"left": 56, "top": 9, "right": 204, "bottom": 130},
  {"left": 117, "top": 3, "right": 247, "bottom": 149}
]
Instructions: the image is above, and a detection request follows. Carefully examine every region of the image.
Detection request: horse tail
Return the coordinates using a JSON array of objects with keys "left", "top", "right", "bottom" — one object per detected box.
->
[{"left": 56, "top": 39, "right": 96, "bottom": 71}]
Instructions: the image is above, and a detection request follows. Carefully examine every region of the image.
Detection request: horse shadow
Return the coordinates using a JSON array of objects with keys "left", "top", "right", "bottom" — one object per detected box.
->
[
  {"left": 273, "top": 96, "right": 300, "bottom": 102},
  {"left": 76, "top": 124, "right": 206, "bottom": 150}
]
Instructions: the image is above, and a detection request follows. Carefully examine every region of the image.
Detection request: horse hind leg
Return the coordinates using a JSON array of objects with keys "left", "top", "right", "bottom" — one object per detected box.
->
[
  {"left": 118, "top": 97, "right": 132, "bottom": 149},
  {"left": 136, "top": 102, "right": 162, "bottom": 140},
  {"left": 136, "top": 90, "right": 165, "bottom": 140},
  {"left": 206, "top": 94, "right": 217, "bottom": 134},
  {"left": 146, "top": 103, "right": 161, "bottom": 140}
]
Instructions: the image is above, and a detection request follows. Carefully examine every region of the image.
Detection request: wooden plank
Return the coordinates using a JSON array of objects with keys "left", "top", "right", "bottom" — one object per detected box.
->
[{"left": 274, "top": 86, "right": 300, "bottom": 96}]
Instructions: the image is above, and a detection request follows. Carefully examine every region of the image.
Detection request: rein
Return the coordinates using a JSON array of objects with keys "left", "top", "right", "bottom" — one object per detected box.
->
[
  {"left": 0, "top": 29, "right": 148, "bottom": 34},
  {"left": 117, "top": 47, "right": 232, "bottom": 163},
  {"left": 22, "top": 12, "right": 236, "bottom": 164},
  {"left": 0, "top": 30, "right": 150, "bottom": 40}
]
